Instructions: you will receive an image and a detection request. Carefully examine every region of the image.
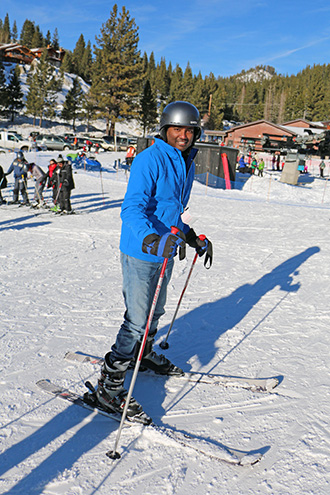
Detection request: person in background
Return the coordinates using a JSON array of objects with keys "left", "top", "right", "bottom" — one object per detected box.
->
[
  {"left": 47, "top": 158, "right": 59, "bottom": 208},
  {"left": 28, "top": 162, "right": 47, "bottom": 206},
  {"left": 125, "top": 144, "right": 136, "bottom": 168},
  {"left": 258, "top": 158, "right": 265, "bottom": 177},
  {"left": 0, "top": 163, "right": 8, "bottom": 204},
  {"left": 55, "top": 156, "right": 75, "bottom": 214},
  {"left": 319, "top": 159, "right": 325, "bottom": 177},
  {"left": 251, "top": 156, "right": 258, "bottom": 174},
  {"left": 5, "top": 151, "right": 29, "bottom": 205}
]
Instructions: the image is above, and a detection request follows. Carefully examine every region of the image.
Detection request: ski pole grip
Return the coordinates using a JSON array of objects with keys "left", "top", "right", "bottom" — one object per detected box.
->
[
  {"left": 171, "top": 226, "right": 179, "bottom": 235},
  {"left": 198, "top": 234, "right": 206, "bottom": 241}
]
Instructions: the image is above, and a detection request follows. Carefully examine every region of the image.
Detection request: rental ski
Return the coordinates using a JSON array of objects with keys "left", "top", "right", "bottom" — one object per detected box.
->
[
  {"left": 64, "top": 351, "right": 280, "bottom": 392},
  {"left": 36, "top": 379, "right": 264, "bottom": 466}
]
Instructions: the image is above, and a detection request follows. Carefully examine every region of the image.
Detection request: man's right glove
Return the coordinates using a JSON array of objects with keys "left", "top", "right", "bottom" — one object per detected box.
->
[
  {"left": 186, "top": 228, "right": 213, "bottom": 268},
  {"left": 142, "top": 230, "right": 186, "bottom": 260}
]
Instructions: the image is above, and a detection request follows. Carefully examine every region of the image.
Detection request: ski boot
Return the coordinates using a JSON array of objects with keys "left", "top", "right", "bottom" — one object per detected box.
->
[
  {"left": 94, "top": 353, "right": 152, "bottom": 425},
  {"left": 133, "top": 338, "right": 184, "bottom": 376}
]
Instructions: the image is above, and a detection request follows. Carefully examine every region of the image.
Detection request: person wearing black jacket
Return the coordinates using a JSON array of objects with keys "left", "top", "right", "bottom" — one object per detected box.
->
[
  {"left": 55, "top": 156, "right": 75, "bottom": 213},
  {"left": 0, "top": 164, "right": 7, "bottom": 204}
]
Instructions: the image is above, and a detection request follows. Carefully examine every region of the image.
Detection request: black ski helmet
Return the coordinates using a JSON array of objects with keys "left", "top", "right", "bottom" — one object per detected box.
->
[{"left": 160, "top": 101, "right": 201, "bottom": 142}]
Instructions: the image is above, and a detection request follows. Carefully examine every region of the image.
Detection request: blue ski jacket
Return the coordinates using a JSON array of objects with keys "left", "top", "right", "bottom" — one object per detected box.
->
[
  {"left": 6, "top": 159, "right": 28, "bottom": 179},
  {"left": 120, "top": 137, "right": 197, "bottom": 263}
]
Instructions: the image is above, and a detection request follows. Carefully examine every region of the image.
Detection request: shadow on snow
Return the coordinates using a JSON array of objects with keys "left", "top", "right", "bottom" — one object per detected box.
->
[{"left": 0, "top": 246, "right": 320, "bottom": 492}]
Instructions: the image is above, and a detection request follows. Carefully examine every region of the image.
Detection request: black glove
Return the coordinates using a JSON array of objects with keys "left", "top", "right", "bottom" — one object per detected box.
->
[
  {"left": 142, "top": 229, "right": 186, "bottom": 260},
  {"left": 186, "top": 228, "right": 213, "bottom": 268}
]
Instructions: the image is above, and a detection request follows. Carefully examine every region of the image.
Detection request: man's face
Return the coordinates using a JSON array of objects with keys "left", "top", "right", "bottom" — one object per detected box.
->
[{"left": 166, "top": 126, "right": 195, "bottom": 152}]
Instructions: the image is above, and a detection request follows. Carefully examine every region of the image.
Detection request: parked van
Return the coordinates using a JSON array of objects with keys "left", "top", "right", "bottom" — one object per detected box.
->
[{"left": 0, "top": 130, "right": 37, "bottom": 151}]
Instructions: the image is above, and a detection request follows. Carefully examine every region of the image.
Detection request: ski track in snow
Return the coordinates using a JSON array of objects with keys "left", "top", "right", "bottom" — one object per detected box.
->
[{"left": 0, "top": 149, "right": 330, "bottom": 494}]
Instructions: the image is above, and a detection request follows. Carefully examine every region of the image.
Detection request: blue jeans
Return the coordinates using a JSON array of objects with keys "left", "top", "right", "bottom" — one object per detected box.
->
[{"left": 110, "top": 253, "right": 174, "bottom": 361}]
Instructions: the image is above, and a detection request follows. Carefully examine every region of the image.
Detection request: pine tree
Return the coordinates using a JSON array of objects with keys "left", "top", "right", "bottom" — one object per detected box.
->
[
  {"left": 82, "top": 90, "right": 97, "bottom": 132},
  {"left": 168, "top": 64, "right": 185, "bottom": 102},
  {"left": 31, "top": 25, "right": 44, "bottom": 48},
  {"left": 81, "top": 40, "right": 93, "bottom": 83},
  {"left": 61, "top": 51, "right": 74, "bottom": 73},
  {"left": 182, "top": 62, "right": 194, "bottom": 100},
  {"left": 6, "top": 65, "right": 24, "bottom": 122},
  {"left": 20, "top": 20, "right": 35, "bottom": 47},
  {"left": 154, "top": 57, "right": 170, "bottom": 108},
  {"left": 72, "top": 34, "right": 86, "bottom": 77},
  {"left": 147, "top": 52, "right": 156, "bottom": 90},
  {"left": 45, "top": 30, "right": 51, "bottom": 47},
  {"left": 0, "top": 61, "right": 8, "bottom": 117},
  {"left": 52, "top": 28, "right": 60, "bottom": 50},
  {"left": 142, "top": 52, "right": 148, "bottom": 74},
  {"left": 25, "top": 68, "right": 42, "bottom": 125},
  {"left": 12, "top": 20, "right": 18, "bottom": 42},
  {"left": 2, "top": 13, "right": 11, "bottom": 44},
  {"left": 25, "top": 52, "right": 62, "bottom": 126},
  {"left": 191, "top": 72, "right": 208, "bottom": 115},
  {"left": 90, "top": 4, "right": 143, "bottom": 136},
  {"left": 139, "top": 80, "right": 158, "bottom": 136},
  {"left": 61, "top": 77, "right": 84, "bottom": 131}
]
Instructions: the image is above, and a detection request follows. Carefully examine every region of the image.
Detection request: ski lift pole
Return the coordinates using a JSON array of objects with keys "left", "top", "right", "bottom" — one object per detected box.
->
[
  {"left": 160, "top": 234, "right": 206, "bottom": 350},
  {"left": 107, "top": 226, "right": 179, "bottom": 460}
]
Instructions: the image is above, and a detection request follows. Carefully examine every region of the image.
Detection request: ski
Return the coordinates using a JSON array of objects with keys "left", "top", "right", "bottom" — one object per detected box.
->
[
  {"left": 36, "top": 379, "right": 264, "bottom": 466},
  {"left": 64, "top": 351, "right": 279, "bottom": 392}
]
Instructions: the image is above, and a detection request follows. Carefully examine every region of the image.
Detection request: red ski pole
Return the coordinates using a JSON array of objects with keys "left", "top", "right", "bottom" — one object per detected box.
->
[
  {"left": 160, "top": 235, "right": 206, "bottom": 350},
  {"left": 107, "top": 226, "right": 180, "bottom": 460}
]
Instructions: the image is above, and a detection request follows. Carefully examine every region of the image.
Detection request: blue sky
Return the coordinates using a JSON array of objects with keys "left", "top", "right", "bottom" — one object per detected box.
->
[{"left": 2, "top": 0, "right": 330, "bottom": 78}]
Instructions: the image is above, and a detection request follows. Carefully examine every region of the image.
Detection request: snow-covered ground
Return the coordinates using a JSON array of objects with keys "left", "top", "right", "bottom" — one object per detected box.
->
[{"left": 1, "top": 150, "right": 330, "bottom": 494}]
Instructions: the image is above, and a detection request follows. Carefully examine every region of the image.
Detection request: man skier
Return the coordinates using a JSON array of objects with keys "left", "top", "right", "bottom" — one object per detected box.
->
[
  {"left": 93, "top": 101, "right": 213, "bottom": 424},
  {"left": 5, "top": 151, "right": 29, "bottom": 205}
]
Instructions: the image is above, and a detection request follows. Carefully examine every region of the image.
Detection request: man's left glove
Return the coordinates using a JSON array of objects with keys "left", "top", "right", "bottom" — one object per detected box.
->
[
  {"left": 186, "top": 228, "right": 213, "bottom": 268},
  {"left": 142, "top": 229, "right": 186, "bottom": 260}
]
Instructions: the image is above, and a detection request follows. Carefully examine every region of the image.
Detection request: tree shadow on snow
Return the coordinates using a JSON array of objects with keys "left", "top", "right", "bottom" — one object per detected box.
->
[{"left": 0, "top": 402, "right": 118, "bottom": 495}]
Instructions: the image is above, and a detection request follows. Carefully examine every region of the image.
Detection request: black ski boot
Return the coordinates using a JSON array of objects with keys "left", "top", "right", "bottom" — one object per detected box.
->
[
  {"left": 134, "top": 338, "right": 184, "bottom": 376},
  {"left": 95, "top": 353, "right": 152, "bottom": 425}
]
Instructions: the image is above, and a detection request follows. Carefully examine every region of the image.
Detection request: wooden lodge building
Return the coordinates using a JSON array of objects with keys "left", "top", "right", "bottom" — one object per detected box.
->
[{"left": 0, "top": 42, "right": 65, "bottom": 67}]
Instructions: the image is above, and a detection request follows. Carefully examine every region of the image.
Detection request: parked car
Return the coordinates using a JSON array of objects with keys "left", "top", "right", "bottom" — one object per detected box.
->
[
  {"left": 34, "top": 134, "right": 73, "bottom": 151},
  {"left": 0, "top": 130, "right": 42, "bottom": 151},
  {"left": 64, "top": 136, "right": 87, "bottom": 148},
  {"left": 101, "top": 135, "right": 137, "bottom": 151}
]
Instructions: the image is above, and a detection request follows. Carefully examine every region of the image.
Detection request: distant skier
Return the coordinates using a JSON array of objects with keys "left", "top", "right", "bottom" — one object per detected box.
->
[
  {"left": 0, "top": 164, "right": 7, "bottom": 204},
  {"left": 5, "top": 151, "right": 29, "bottom": 205},
  {"left": 53, "top": 156, "right": 75, "bottom": 214},
  {"left": 258, "top": 158, "right": 265, "bottom": 177},
  {"left": 28, "top": 162, "right": 47, "bottom": 206}
]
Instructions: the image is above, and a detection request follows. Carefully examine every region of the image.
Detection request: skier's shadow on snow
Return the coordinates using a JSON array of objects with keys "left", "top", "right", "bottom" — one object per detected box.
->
[
  {"left": 0, "top": 214, "right": 52, "bottom": 231},
  {"left": 159, "top": 246, "right": 320, "bottom": 371},
  {"left": 132, "top": 247, "right": 321, "bottom": 444},
  {"left": 71, "top": 192, "right": 123, "bottom": 213},
  {"left": 0, "top": 247, "right": 320, "bottom": 493},
  {"left": 0, "top": 402, "right": 120, "bottom": 495}
]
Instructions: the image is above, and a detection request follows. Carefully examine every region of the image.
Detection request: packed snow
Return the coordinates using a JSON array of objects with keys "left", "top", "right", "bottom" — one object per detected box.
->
[{"left": 1, "top": 148, "right": 330, "bottom": 494}]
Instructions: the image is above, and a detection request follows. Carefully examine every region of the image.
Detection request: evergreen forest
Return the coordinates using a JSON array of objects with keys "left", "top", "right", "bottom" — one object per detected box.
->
[{"left": 1, "top": 6, "right": 330, "bottom": 133}]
